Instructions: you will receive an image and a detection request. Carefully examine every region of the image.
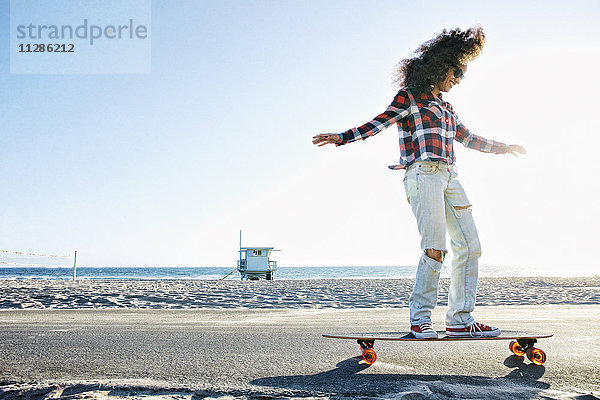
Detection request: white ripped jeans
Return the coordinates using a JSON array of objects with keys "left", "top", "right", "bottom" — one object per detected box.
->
[{"left": 403, "top": 160, "right": 481, "bottom": 328}]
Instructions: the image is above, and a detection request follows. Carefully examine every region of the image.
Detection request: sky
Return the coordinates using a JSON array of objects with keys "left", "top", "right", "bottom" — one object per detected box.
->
[{"left": 1, "top": 0, "right": 599, "bottom": 275}]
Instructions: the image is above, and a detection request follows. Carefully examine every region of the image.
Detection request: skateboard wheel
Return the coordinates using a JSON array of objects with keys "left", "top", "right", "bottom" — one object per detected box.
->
[
  {"left": 509, "top": 340, "right": 525, "bottom": 356},
  {"left": 526, "top": 347, "right": 546, "bottom": 365},
  {"left": 362, "top": 348, "right": 377, "bottom": 364}
]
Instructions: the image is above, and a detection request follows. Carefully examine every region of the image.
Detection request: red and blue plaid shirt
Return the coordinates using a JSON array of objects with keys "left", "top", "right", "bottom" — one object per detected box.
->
[{"left": 336, "top": 88, "right": 508, "bottom": 169}]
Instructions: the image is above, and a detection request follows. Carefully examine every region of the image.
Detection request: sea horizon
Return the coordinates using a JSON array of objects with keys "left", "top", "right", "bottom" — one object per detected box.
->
[{"left": 0, "top": 264, "right": 596, "bottom": 280}]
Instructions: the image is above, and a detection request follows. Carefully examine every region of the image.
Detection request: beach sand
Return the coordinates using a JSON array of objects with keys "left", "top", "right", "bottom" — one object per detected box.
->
[
  {"left": 0, "top": 278, "right": 599, "bottom": 399},
  {"left": 1, "top": 277, "right": 599, "bottom": 310}
]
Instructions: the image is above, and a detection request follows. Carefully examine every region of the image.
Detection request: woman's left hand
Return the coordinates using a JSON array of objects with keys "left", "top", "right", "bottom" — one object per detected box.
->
[
  {"left": 312, "top": 133, "right": 341, "bottom": 147},
  {"left": 507, "top": 144, "right": 527, "bottom": 156}
]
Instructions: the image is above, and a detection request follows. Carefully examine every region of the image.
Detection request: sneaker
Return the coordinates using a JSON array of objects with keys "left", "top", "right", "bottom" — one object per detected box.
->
[
  {"left": 446, "top": 321, "right": 501, "bottom": 338},
  {"left": 410, "top": 322, "right": 439, "bottom": 339}
]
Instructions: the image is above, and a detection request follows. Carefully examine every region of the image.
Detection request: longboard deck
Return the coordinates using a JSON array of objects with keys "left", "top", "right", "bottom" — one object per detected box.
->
[
  {"left": 323, "top": 331, "right": 553, "bottom": 341},
  {"left": 323, "top": 331, "right": 553, "bottom": 365}
]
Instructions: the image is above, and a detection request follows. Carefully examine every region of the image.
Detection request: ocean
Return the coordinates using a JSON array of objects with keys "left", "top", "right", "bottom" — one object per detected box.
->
[{"left": 0, "top": 264, "right": 591, "bottom": 280}]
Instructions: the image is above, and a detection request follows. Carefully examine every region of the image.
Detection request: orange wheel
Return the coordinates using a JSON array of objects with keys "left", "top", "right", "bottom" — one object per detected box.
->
[
  {"left": 526, "top": 347, "right": 546, "bottom": 365},
  {"left": 362, "top": 348, "right": 377, "bottom": 364},
  {"left": 509, "top": 340, "right": 525, "bottom": 356}
]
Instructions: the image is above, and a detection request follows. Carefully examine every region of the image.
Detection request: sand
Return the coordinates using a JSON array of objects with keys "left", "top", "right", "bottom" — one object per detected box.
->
[
  {"left": 0, "top": 278, "right": 599, "bottom": 399},
  {"left": 0, "top": 277, "right": 599, "bottom": 310}
]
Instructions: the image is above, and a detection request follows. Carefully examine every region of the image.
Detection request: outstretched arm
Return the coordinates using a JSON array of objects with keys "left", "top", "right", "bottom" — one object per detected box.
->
[
  {"left": 455, "top": 119, "right": 526, "bottom": 156},
  {"left": 313, "top": 90, "right": 411, "bottom": 147}
]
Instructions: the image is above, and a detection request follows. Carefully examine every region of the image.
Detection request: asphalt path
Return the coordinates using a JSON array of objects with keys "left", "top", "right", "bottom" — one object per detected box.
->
[{"left": 0, "top": 305, "right": 598, "bottom": 398}]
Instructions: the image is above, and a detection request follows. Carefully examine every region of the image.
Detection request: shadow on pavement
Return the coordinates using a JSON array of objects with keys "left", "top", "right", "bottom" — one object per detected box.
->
[
  {"left": 503, "top": 355, "right": 546, "bottom": 380},
  {"left": 251, "top": 356, "right": 550, "bottom": 399}
]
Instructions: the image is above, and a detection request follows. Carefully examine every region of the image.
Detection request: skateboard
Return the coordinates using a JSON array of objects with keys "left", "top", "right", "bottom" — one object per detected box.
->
[{"left": 323, "top": 331, "right": 553, "bottom": 365}]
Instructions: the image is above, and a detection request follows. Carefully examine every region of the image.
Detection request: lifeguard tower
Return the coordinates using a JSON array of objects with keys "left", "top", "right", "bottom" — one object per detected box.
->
[
  {"left": 236, "top": 231, "right": 279, "bottom": 280},
  {"left": 238, "top": 247, "right": 278, "bottom": 280}
]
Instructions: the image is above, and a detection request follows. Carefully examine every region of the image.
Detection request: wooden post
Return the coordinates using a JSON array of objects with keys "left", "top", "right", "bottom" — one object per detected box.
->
[{"left": 72, "top": 250, "right": 77, "bottom": 281}]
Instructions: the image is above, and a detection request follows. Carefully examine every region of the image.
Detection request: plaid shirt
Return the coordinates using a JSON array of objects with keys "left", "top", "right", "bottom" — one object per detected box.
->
[{"left": 336, "top": 88, "right": 508, "bottom": 169}]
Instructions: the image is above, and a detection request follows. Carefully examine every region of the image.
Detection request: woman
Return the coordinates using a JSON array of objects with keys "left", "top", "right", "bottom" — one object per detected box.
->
[{"left": 312, "top": 27, "right": 526, "bottom": 338}]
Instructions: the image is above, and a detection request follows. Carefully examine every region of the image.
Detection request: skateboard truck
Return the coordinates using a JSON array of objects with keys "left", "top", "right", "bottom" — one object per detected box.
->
[{"left": 357, "top": 340, "right": 377, "bottom": 364}]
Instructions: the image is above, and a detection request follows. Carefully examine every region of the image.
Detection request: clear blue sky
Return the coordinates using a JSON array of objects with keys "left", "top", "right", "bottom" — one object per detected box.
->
[{"left": 2, "top": 0, "right": 599, "bottom": 274}]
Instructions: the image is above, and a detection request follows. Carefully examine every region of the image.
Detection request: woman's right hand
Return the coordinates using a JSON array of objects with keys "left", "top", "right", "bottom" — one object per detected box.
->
[
  {"left": 312, "top": 133, "right": 341, "bottom": 147},
  {"left": 507, "top": 144, "right": 527, "bottom": 156}
]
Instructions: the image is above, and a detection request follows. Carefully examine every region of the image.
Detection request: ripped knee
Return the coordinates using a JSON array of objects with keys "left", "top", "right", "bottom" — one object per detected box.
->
[{"left": 426, "top": 248, "right": 446, "bottom": 263}]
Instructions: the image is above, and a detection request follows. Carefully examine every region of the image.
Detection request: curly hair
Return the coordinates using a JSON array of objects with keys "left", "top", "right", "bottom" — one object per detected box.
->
[{"left": 392, "top": 26, "right": 486, "bottom": 95}]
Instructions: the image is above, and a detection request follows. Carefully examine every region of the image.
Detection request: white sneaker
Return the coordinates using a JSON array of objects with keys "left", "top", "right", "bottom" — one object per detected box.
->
[
  {"left": 446, "top": 321, "right": 501, "bottom": 338},
  {"left": 410, "top": 322, "right": 439, "bottom": 339}
]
